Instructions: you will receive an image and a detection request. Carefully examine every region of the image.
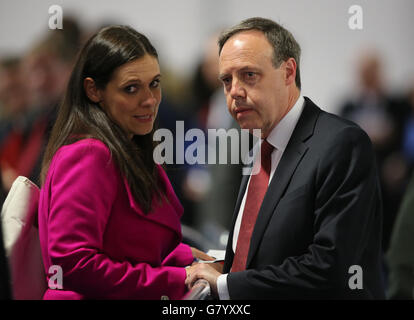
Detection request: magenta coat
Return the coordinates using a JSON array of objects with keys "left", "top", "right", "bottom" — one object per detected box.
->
[{"left": 38, "top": 138, "right": 194, "bottom": 299}]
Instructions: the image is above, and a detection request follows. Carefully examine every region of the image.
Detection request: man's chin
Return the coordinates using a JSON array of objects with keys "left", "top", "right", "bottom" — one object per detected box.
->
[{"left": 238, "top": 124, "right": 263, "bottom": 137}]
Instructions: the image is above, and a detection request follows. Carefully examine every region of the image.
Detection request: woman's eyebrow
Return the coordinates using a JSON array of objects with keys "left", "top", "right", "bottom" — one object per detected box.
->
[{"left": 120, "top": 73, "right": 162, "bottom": 86}]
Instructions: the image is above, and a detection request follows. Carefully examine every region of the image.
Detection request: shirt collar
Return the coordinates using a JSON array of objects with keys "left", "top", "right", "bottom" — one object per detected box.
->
[{"left": 265, "top": 95, "right": 305, "bottom": 152}]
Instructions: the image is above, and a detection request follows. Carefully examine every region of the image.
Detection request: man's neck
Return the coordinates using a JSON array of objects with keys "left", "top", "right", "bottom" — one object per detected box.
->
[{"left": 287, "top": 86, "right": 301, "bottom": 112}]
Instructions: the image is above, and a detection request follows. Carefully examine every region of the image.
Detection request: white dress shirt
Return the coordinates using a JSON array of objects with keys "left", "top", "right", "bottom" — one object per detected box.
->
[{"left": 217, "top": 95, "right": 305, "bottom": 300}]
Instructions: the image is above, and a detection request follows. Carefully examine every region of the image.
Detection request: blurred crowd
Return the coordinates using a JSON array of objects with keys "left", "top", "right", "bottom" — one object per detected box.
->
[{"left": 1, "top": 17, "right": 414, "bottom": 298}]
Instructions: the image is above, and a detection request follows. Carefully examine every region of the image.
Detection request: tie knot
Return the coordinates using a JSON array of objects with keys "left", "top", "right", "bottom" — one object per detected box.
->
[{"left": 260, "top": 139, "right": 274, "bottom": 159}]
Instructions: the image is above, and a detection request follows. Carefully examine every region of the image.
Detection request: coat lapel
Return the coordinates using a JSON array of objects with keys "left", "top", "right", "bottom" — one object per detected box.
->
[
  {"left": 123, "top": 165, "right": 183, "bottom": 238},
  {"left": 245, "top": 97, "right": 321, "bottom": 268}
]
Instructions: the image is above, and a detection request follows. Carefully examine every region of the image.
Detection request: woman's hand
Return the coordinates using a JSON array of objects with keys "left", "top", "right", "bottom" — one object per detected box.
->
[{"left": 190, "top": 247, "right": 214, "bottom": 262}]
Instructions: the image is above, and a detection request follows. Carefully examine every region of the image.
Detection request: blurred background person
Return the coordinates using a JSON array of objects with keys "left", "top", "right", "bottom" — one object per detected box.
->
[
  {"left": 187, "top": 32, "right": 247, "bottom": 248},
  {"left": 386, "top": 171, "right": 414, "bottom": 299},
  {"left": 0, "top": 56, "right": 31, "bottom": 191},
  {"left": 20, "top": 16, "right": 83, "bottom": 187},
  {"left": 401, "top": 81, "right": 414, "bottom": 170},
  {"left": 0, "top": 220, "right": 11, "bottom": 300},
  {"left": 0, "top": 17, "right": 83, "bottom": 192},
  {"left": 386, "top": 79, "right": 414, "bottom": 299},
  {"left": 339, "top": 49, "right": 412, "bottom": 255}
]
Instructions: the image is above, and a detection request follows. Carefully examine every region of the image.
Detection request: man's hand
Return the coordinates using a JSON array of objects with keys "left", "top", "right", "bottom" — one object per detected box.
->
[{"left": 185, "top": 263, "right": 222, "bottom": 297}]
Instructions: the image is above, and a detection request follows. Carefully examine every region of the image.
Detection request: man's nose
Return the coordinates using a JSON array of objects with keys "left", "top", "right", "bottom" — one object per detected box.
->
[{"left": 229, "top": 78, "right": 246, "bottom": 100}]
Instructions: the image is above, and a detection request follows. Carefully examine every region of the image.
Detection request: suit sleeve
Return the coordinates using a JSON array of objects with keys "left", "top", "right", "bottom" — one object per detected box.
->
[
  {"left": 47, "top": 141, "right": 187, "bottom": 299},
  {"left": 227, "top": 126, "right": 382, "bottom": 299}
]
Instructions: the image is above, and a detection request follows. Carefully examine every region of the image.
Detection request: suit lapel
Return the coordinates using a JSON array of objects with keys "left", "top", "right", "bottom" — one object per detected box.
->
[
  {"left": 223, "top": 162, "right": 251, "bottom": 272},
  {"left": 245, "top": 97, "right": 321, "bottom": 268},
  {"left": 230, "top": 174, "right": 250, "bottom": 229}
]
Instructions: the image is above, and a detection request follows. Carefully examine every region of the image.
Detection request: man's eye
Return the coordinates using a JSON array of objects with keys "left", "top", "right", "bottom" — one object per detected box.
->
[
  {"left": 221, "top": 77, "right": 231, "bottom": 85},
  {"left": 246, "top": 72, "right": 256, "bottom": 78},
  {"left": 124, "top": 85, "right": 137, "bottom": 93}
]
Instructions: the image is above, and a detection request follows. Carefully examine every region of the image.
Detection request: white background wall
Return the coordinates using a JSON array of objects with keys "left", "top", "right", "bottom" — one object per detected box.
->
[{"left": 1, "top": 0, "right": 413, "bottom": 113}]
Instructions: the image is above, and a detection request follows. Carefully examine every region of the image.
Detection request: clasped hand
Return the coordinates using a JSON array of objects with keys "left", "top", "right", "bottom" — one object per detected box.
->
[{"left": 186, "top": 247, "right": 223, "bottom": 297}]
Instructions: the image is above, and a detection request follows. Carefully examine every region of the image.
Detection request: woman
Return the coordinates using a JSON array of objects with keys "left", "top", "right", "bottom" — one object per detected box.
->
[{"left": 38, "top": 25, "right": 209, "bottom": 299}]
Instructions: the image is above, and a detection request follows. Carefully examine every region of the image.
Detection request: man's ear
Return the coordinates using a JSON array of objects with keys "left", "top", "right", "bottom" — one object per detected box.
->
[
  {"left": 83, "top": 77, "right": 102, "bottom": 103},
  {"left": 284, "top": 58, "right": 297, "bottom": 86}
]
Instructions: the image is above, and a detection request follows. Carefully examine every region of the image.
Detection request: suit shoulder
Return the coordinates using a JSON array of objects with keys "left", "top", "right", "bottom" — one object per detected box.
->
[{"left": 316, "top": 109, "right": 372, "bottom": 147}]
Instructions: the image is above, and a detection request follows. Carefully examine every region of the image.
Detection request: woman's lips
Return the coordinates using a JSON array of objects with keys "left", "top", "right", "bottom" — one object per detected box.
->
[{"left": 133, "top": 114, "right": 153, "bottom": 122}]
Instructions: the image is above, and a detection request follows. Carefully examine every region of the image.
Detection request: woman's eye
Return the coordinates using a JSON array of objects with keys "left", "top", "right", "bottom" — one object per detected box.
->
[
  {"left": 124, "top": 85, "right": 137, "bottom": 94},
  {"left": 150, "top": 79, "right": 161, "bottom": 88}
]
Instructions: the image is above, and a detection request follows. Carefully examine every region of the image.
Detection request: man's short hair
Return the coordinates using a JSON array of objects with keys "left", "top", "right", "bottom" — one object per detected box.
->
[{"left": 218, "top": 17, "right": 301, "bottom": 89}]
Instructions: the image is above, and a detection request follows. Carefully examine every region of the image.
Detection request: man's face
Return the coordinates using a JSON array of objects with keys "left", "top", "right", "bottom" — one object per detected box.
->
[{"left": 219, "top": 30, "right": 290, "bottom": 138}]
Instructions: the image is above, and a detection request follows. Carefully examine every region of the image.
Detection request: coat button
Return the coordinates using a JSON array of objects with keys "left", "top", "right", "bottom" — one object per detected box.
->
[{"left": 161, "top": 295, "right": 169, "bottom": 300}]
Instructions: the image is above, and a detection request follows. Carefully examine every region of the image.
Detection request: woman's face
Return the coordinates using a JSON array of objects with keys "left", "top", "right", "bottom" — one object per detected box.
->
[{"left": 98, "top": 54, "right": 161, "bottom": 138}]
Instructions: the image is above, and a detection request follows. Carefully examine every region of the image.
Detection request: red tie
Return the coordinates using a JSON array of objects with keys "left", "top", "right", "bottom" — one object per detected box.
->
[{"left": 232, "top": 139, "right": 274, "bottom": 272}]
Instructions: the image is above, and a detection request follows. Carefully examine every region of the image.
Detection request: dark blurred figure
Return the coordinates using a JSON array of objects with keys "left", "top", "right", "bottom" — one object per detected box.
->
[
  {"left": 156, "top": 96, "right": 201, "bottom": 228},
  {"left": 153, "top": 34, "right": 224, "bottom": 230},
  {"left": 386, "top": 80, "right": 414, "bottom": 299},
  {"left": 401, "top": 82, "right": 414, "bottom": 168},
  {"left": 184, "top": 33, "right": 246, "bottom": 247},
  {"left": 0, "top": 57, "right": 31, "bottom": 192},
  {"left": 190, "top": 34, "right": 223, "bottom": 130},
  {"left": 20, "top": 16, "right": 83, "bottom": 186},
  {"left": 0, "top": 57, "right": 29, "bottom": 132},
  {"left": 0, "top": 223, "right": 11, "bottom": 299},
  {"left": 0, "top": 169, "right": 11, "bottom": 299},
  {"left": 386, "top": 171, "right": 414, "bottom": 299},
  {"left": 339, "top": 50, "right": 411, "bottom": 253}
]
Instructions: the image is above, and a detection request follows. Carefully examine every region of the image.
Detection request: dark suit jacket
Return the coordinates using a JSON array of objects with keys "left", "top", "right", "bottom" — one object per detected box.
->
[
  {"left": 386, "top": 172, "right": 414, "bottom": 299},
  {"left": 223, "top": 97, "right": 385, "bottom": 299}
]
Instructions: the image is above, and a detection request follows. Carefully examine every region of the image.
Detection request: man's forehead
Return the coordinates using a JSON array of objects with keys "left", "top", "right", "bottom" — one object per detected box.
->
[
  {"left": 219, "top": 31, "right": 273, "bottom": 72},
  {"left": 223, "top": 30, "right": 271, "bottom": 50}
]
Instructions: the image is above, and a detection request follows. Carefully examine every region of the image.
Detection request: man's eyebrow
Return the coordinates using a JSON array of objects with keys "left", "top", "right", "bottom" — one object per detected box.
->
[
  {"left": 218, "top": 73, "right": 229, "bottom": 81},
  {"left": 218, "top": 66, "right": 260, "bottom": 80}
]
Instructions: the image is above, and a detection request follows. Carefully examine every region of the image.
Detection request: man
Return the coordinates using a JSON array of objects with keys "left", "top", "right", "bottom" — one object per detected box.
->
[{"left": 186, "top": 17, "right": 385, "bottom": 299}]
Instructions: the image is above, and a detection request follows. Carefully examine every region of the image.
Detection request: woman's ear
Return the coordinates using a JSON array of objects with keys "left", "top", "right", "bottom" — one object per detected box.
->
[{"left": 83, "top": 77, "right": 102, "bottom": 103}]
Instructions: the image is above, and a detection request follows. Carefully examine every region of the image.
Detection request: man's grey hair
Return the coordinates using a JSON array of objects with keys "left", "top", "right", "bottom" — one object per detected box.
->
[{"left": 218, "top": 17, "right": 301, "bottom": 89}]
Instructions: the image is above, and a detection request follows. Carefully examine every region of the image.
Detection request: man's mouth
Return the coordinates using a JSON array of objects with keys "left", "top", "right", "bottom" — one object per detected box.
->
[{"left": 234, "top": 107, "right": 254, "bottom": 116}]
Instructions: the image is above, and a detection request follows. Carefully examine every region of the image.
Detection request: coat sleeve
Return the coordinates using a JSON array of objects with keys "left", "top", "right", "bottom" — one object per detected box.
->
[
  {"left": 46, "top": 141, "right": 187, "bottom": 299},
  {"left": 162, "top": 243, "right": 194, "bottom": 267},
  {"left": 227, "top": 126, "right": 383, "bottom": 299}
]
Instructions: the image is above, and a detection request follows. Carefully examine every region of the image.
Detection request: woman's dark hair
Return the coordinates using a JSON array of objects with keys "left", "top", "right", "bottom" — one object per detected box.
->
[{"left": 40, "top": 25, "right": 162, "bottom": 214}]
